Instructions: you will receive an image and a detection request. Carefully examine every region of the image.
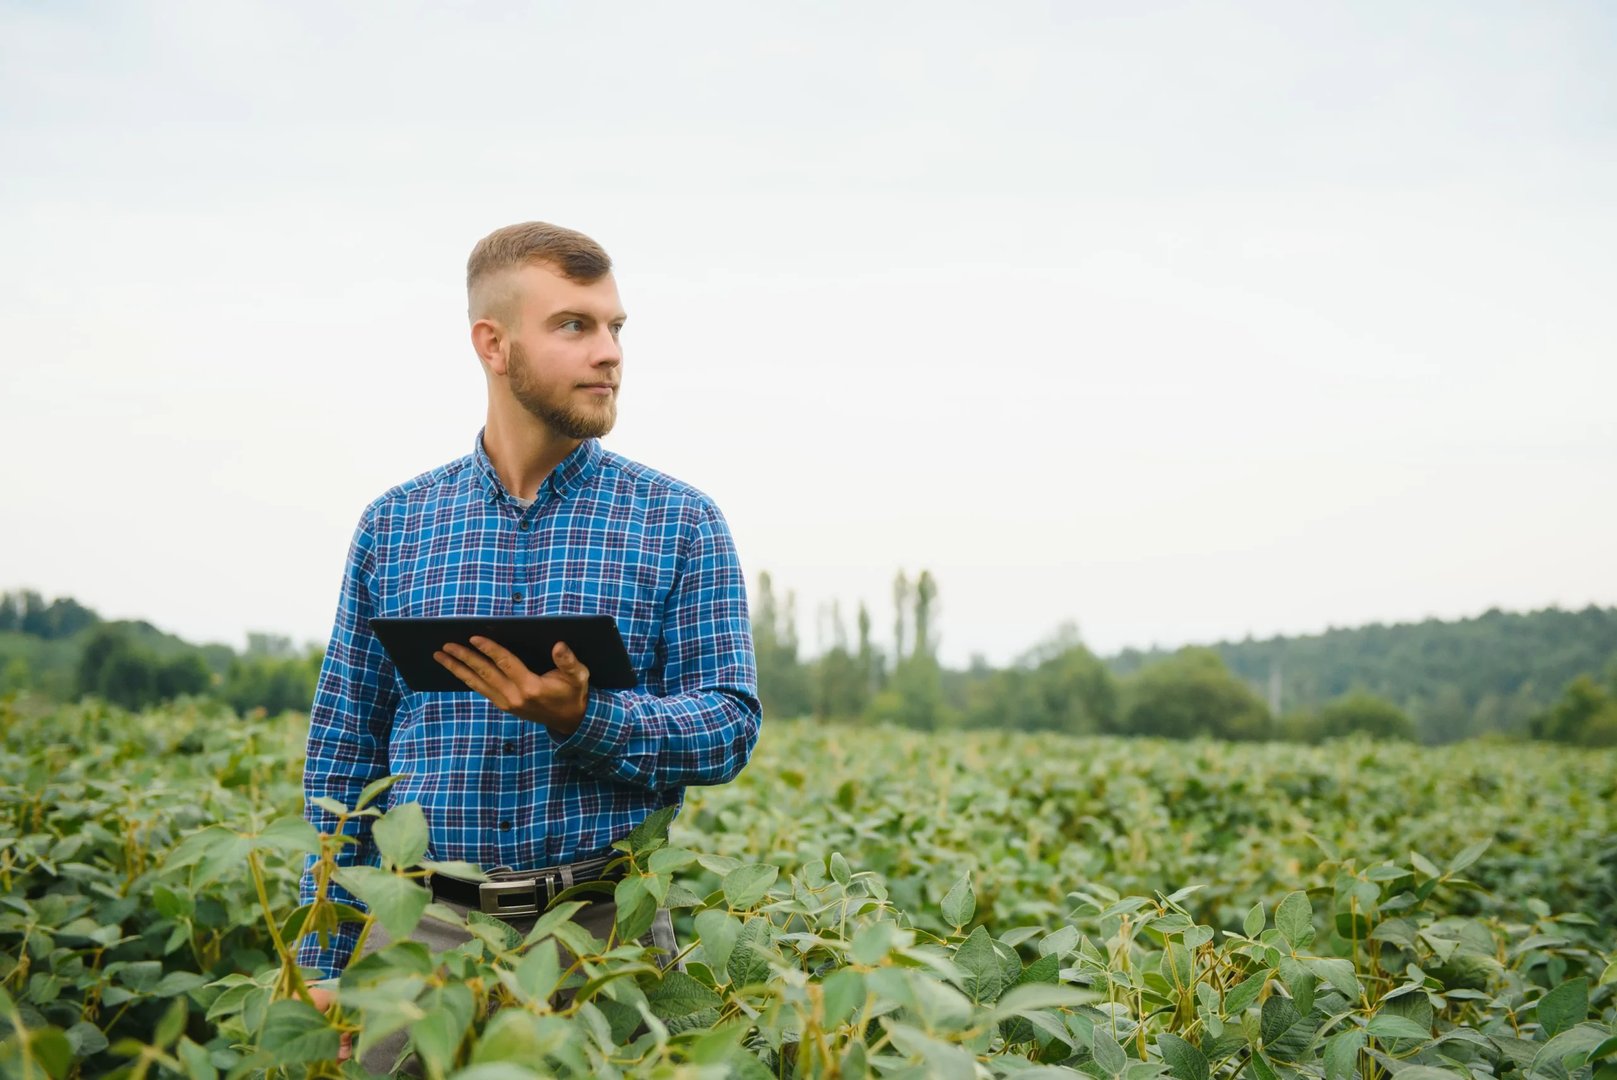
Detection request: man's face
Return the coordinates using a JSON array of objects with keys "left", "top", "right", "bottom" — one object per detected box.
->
[{"left": 502, "top": 263, "right": 625, "bottom": 440}]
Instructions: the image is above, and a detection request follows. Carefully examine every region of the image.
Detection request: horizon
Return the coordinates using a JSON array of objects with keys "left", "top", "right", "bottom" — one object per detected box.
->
[{"left": 6, "top": 582, "right": 1607, "bottom": 668}]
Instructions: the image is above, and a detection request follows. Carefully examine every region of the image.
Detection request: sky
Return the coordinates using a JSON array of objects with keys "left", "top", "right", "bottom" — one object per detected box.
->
[{"left": 2, "top": 1, "right": 1614, "bottom": 666}]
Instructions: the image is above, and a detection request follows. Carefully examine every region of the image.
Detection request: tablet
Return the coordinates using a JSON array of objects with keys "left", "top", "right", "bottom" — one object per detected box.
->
[{"left": 369, "top": 615, "right": 638, "bottom": 693}]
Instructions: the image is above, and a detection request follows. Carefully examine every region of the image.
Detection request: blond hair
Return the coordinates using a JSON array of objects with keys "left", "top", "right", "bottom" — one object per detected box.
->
[{"left": 466, "top": 222, "right": 613, "bottom": 323}]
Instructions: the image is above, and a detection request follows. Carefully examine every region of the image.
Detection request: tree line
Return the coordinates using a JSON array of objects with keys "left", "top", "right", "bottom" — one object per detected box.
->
[
  {"left": 4, "top": 584, "right": 1614, "bottom": 746},
  {"left": 0, "top": 589, "right": 318, "bottom": 715},
  {"left": 754, "top": 574, "right": 1617, "bottom": 746}
]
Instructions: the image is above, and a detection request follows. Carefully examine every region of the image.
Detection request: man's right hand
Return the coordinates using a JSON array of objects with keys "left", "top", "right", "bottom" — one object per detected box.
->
[{"left": 307, "top": 985, "right": 352, "bottom": 1062}]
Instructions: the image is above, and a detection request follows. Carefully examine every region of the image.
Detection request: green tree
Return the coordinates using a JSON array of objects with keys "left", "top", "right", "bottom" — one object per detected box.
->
[
  {"left": 1117, "top": 647, "right": 1272, "bottom": 740},
  {"left": 1, "top": 655, "right": 30, "bottom": 695},
  {"left": 103, "top": 650, "right": 160, "bottom": 709},
  {"left": 866, "top": 569, "right": 952, "bottom": 729},
  {"left": 1529, "top": 675, "right": 1617, "bottom": 747},
  {"left": 156, "top": 652, "right": 214, "bottom": 700},
  {"left": 813, "top": 603, "right": 870, "bottom": 720},
  {"left": 751, "top": 572, "right": 813, "bottom": 720},
  {"left": 856, "top": 602, "right": 881, "bottom": 699},
  {"left": 1316, "top": 691, "right": 1417, "bottom": 741},
  {"left": 968, "top": 625, "right": 1118, "bottom": 734},
  {"left": 221, "top": 653, "right": 319, "bottom": 714}
]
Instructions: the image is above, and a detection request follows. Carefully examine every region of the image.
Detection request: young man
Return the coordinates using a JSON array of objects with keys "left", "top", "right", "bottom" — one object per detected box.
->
[{"left": 297, "top": 222, "right": 761, "bottom": 1066}]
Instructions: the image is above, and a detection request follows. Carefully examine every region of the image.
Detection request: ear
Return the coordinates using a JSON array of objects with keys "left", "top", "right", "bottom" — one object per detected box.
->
[{"left": 471, "top": 317, "right": 509, "bottom": 375}]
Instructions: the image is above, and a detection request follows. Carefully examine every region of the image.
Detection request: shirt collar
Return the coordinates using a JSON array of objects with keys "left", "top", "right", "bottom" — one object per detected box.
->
[{"left": 473, "top": 429, "right": 602, "bottom": 504}]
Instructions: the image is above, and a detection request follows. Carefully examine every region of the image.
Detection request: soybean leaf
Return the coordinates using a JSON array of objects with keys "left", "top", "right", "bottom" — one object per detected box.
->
[
  {"left": 1039, "top": 925, "right": 1080, "bottom": 958},
  {"left": 613, "top": 874, "right": 657, "bottom": 942},
  {"left": 371, "top": 801, "right": 429, "bottom": 870},
  {"left": 1531, "top": 1025, "right": 1612, "bottom": 1076},
  {"left": 648, "top": 846, "right": 696, "bottom": 876},
  {"left": 518, "top": 900, "right": 588, "bottom": 948},
  {"left": 355, "top": 774, "right": 402, "bottom": 811},
  {"left": 1248, "top": 1050, "right": 1280, "bottom": 1080},
  {"left": 1323, "top": 1028, "right": 1365, "bottom": 1080},
  {"left": 1304, "top": 957, "right": 1362, "bottom": 1001},
  {"left": 954, "top": 926, "right": 1003, "bottom": 1005},
  {"left": 255, "top": 999, "right": 341, "bottom": 1065},
  {"left": 820, "top": 968, "right": 866, "bottom": 1029},
  {"left": 693, "top": 909, "right": 742, "bottom": 977},
  {"left": 1446, "top": 838, "right": 1491, "bottom": 875},
  {"left": 253, "top": 816, "right": 321, "bottom": 857},
  {"left": 721, "top": 864, "right": 778, "bottom": 910},
  {"left": 1243, "top": 902, "right": 1264, "bottom": 939},
  {"left": 1260, "top": 995, "right": 1302, "bottom": 1048},
  {"left": 1367, "top": 1014, "right": 1431, "bottom": 1042},
  {"left": 1536, "top": 978, "right": 1588, "bottom": 1039},
  {"left": 646, "top": 970, "right": 722, "bottom": 1022},
  {"left": 1092, "top": 1029, "right": 1129, "bottom": 1077},
  {"left": 1158, "top": 1033, "right": 1209, "bottom": 1080},
  {"left": 620, "top": 805, "right": 677, "bottom": 855},
  {"left": 726, "top": 917, "right": 773, "bottom": 989},
  {"left": 942, "top": 871, "right": 976, "bottom": 929},
  {"left": 335, "top": 866, "right": 430, "bottom": 939},
  {"left": 1276, "top": 892, "right": 1313, "bottom": 950},
  {"left": 990, "top": 984, "right": 1102, "bottom": 1021},
  {"left": 886, "top": 1021, "right": 977, "bottom": 1080}
]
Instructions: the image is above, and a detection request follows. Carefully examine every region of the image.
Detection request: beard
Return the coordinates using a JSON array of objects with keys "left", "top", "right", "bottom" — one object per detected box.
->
[{"left": 507, "top": 341, "right": 618, "bottom": 440}]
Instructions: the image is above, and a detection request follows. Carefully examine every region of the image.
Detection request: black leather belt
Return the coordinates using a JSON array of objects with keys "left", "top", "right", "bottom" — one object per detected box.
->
[{"left": 426, "top": 855, "right": 626, "bottom": 919}]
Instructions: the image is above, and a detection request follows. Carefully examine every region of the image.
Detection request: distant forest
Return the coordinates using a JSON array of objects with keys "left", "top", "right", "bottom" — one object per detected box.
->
[
  {"left": 0, "top": 590, "right": 318, "bottom": 716},
  {"left": 1109, "top": 605, "right": 1617, "bottom": 742},
  {"left": 3, "top": 585, "right": 1614, "bottom": 746},
  {"left": 752, "top": 575, "right": 1617, "bottom": 746}
]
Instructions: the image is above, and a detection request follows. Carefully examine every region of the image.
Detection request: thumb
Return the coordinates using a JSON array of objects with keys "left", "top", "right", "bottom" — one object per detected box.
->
[{"left": 553, "top": 641, "right": 589, "bottom": 680}]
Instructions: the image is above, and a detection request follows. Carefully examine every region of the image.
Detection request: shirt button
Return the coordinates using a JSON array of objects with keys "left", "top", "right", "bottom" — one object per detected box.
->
[
  {"left": 498, "top": 820, "right": 512, "bottom": 832},
  {"left": 518, "top": 519, "right": 529, "bottom": 531},
  {"left": 511, "top": 591, "right": 524, "bottom": 603},
  {"left": 503, "top": 741, "right": 517, "bottom": 753}
]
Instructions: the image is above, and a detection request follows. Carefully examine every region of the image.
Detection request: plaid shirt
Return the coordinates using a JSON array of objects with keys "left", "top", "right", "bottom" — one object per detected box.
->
[{"left": 296, "top": 433, "right": 760, "bottom": 978}]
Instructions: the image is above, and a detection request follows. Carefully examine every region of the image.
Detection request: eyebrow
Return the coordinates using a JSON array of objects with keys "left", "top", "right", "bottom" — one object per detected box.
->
[{"left": 550, "top": 309, "right": 628, "bottom": 324}]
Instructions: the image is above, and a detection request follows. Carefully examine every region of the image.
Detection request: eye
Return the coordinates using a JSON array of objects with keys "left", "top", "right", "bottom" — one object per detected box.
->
[
  {"left": 560, "top": 319, "right": 584, "bottom": 332},
  {"left": 610, "top": 322, "right": 625, "bottom": 338}
]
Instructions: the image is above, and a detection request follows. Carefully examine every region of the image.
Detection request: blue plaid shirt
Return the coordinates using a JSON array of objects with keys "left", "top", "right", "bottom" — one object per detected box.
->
[{"left": 296, "top": 433, "right": 760, "bottom": 978}]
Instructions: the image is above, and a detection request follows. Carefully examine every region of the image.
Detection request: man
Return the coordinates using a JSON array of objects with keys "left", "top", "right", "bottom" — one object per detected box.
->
[{"left": 297, "top": 221, "right": 761, "bottom": 1068}]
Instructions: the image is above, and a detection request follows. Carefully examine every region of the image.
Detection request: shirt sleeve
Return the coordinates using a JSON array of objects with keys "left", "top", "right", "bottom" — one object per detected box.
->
[
  {"left": 553, "top": 500, "right": 761, "bottom": 791},
  {"left": 296, "top": 506, "right": 398, "bottom": 979}
]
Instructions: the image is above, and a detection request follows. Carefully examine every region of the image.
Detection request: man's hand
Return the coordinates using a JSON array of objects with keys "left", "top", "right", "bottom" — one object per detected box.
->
[
  {"left": 435, "top": 636, "right": 591, "bottom": 736},
  {"left": 307, "top": 985, "right": 351, "bottom": 1061}
]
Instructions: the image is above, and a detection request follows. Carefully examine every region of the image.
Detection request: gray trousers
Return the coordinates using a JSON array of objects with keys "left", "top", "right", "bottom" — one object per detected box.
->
[{"left": 355, "top": 897, "right": 680, "bottom": 1076}]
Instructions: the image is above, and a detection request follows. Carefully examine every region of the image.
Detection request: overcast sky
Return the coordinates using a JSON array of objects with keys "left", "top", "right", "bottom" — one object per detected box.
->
[{"left": 2, "top": 1, "right": 1614, "bottom": 665}]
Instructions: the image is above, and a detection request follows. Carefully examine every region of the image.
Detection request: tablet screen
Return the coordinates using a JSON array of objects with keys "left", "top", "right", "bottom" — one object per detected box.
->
[{"left": 368, "top": 614, "right": 637, "bottom": 693}]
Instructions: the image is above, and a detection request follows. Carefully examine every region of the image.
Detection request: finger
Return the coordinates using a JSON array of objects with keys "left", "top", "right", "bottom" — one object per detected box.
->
[
  {"left": 468, "top": 635, "right": 532, "bottom": 680},
  {"left": 435, "top": 649, "right": 501, "bottom": 702},
  {"left": 552, "top": 641, "right": 591, "bottom": 686},
  {"left": 442, "top": 642, "right": 514, "bottom": 694}
]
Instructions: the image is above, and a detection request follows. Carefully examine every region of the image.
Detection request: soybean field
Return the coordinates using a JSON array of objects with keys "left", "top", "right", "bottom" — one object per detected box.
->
[{"left": 2, "top": 698, "right": 1614, "bottom": 1079}]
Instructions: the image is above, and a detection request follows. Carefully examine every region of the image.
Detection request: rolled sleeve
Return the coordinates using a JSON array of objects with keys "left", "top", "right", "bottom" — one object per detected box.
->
[{"left": 553, "top": 502, "right": 761, "bottom": 790}]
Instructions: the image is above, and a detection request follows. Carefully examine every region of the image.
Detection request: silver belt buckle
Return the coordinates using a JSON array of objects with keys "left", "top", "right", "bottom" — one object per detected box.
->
[{"left": 479, "top": 876, "right": 548, "bottom": 917}]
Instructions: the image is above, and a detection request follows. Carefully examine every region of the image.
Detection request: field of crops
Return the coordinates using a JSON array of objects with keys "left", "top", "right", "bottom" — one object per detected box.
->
[{"left": 2, "top": 697, "right": 1614, "bottom": 1079}]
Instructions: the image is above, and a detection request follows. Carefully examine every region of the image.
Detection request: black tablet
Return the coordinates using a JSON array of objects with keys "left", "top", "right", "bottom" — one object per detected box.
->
[{"left": 368, "top": 615, "right": 638, "bottom": 693}]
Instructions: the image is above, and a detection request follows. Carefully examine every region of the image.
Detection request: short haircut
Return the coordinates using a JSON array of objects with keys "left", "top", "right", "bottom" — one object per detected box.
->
[{"left": 466, "top": 221, "right": 613, "bottom": 296}]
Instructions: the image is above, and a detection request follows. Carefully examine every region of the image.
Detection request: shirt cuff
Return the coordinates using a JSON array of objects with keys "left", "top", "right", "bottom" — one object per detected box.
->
[{"left": 552, "top": 688, "right": 634, "bottom": 771}]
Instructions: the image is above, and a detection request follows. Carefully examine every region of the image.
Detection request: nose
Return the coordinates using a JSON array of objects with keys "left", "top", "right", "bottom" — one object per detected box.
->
[{"left": 594, "top": 325, "right": 622, "bottom": 368}]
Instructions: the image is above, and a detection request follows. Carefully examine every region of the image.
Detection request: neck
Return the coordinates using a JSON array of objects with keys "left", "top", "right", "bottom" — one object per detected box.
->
[{"left": 482, "top": 401, "right": 581, "bottom": 502}]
